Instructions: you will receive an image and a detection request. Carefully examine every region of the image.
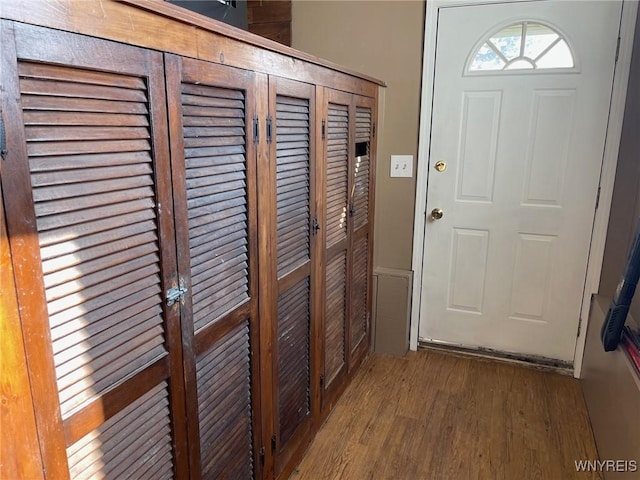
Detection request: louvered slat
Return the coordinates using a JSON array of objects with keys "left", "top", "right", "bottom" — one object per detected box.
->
[
  {"left": 325, "top": 252, "right": 347, "bottom": 387},
  {"left": 354, "top": 107, "right": 371, "bottom": 230},
  {"left": 326, "top": 104, "right": 348, "bottom": 248},
  {"left": 181, "top": 82, "right": 249, "bottom": 332},
  {"left": 196, "top": 322, "right": 253, "bottom": 479},
  {"left": 351, "top": 236, "right": 369, "bottom": 352},
  {"left": 277, "top": 277, "right": 311, "bottom": 446},
  {"left": 276, "top": 95, "right": 310, "bottom": 277},
  {"left": 66, "top": 382, "right": 174, "bottom": 480},
  {"left": 18, "top": 61, "right": 167, "bottom": 419}
]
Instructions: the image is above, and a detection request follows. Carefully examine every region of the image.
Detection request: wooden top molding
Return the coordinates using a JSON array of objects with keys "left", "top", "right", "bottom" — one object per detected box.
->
[{"left": 0, "top": 0, "right": 385, "bottom": 95}]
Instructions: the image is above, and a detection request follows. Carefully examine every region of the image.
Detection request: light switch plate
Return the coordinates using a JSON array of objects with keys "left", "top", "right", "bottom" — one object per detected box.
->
[{"left": 390, "top": 155, "right": 413, "bottom": 178}]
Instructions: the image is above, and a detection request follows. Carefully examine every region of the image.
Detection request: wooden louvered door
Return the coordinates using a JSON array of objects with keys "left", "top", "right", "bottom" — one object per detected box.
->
[
  {"left": 320, "top": 89, "right": 351, "bottom": 410},
  {"left": 165, "top": 55, "right": 261, "bottom": 480},
  {"left": 349, "top": 96, "right": 376, "bottom": 370},
  {"left": 0, "top": 22, "right": 188, "bottom": 479},
  {"left": 267, "top": 77, "right": 318, "bottom": 477}
]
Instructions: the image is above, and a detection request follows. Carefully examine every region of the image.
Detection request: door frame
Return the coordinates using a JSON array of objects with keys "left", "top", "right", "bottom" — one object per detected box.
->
[{"left": 409, "top": 0, "right": 639, "bottom": 377}]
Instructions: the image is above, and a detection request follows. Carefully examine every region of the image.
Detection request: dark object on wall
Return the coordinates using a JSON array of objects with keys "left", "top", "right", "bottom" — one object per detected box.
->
[
  {"left": 168, "top": 0, "right": 248, "bottom": 29},
  {"left": 601, "top": 219, "right": 640, "bottom": 351},
  {"left": 247, "top": 0, "right": 291, "bottom": 46}
]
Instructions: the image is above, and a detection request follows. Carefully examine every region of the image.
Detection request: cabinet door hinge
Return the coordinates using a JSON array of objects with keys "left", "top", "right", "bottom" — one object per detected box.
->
[
  {"left": 372, "top": 122, "right": 376, "bottom": 138},
  {"left": 166, "top": 278, "right": 188, "bottom": 307},
  {"left": 595, "top": 186, "right": 601, "bottom": 210},
  {"left": 259, "top": 446, "right": 265, "bottom": 466},
  {"left": 266, "top": 115, "right": 273, "bottom": 144},
  {"left": 253, "top": 114, "right": 259, "bottom": 144},
  {"left": 271, "top": 434, "right": 277, "bottom": 452},
  {"left": 321, "top": 119, "right": 326, "bottom": 140},
  {"left": 320, "top": 374, "right": 325, "bottom": 390},
  {"left": 0, "top": 115, "right": 7, "bottom": 160},
  {"left": 312, "top": 217, "right": 320, "bottom": 235},
  {"left": 615, "top": 36, "right": 621, "bottom": 63},
  {"left": 348, "top": 202, "right": 355, "bottom": 217}
]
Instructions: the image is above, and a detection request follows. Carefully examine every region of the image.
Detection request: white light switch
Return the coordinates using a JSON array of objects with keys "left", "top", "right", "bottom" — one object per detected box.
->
[{"left": 390, "top": 155, "right": 413, "bottom": 178}]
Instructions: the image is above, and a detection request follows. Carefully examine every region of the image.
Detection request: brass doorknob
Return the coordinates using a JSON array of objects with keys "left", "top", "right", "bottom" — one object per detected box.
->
[
  {"left": 434, "top": 161, "right": 447, "bottom": 172},
  {"left": 431, "top": 208, "right": 444, "bottom": 220}
]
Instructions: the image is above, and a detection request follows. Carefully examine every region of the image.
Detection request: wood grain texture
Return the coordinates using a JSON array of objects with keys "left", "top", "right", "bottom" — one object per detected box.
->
[
  {"left": 196, "top": 322, "right": 254, "bottom": 479},
  {"left": 166, "top": 54, "right": 262, "bottom": 480},
  {"left": 0, "top": 0, "right": 382, "bottom": 95},
  {"left": 247, "top": 0, "right": 291, "bottom": 46},
  {"left": 66, "top": 382, "right": 174, "bottom": 480},
  {"left": 291, "top": 350, "right": 602, "bottom": 480},
  {"left": 18, "top": 57, "right": 167, "bottom": 419},
  {"left": 0, "top": 184, "right": 45, "bottom": 480},
  {"left": 276, "top": 94, "right": 311, "bottom": 278}
]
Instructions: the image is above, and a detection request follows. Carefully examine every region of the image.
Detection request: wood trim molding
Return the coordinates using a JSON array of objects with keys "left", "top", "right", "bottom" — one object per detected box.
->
[{"left": 118, "top": 0, "right": 385, "bottom": 86}]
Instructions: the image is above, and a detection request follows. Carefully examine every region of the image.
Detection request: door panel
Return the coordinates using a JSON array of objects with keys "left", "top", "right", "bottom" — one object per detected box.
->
[
  {"left": 195, "top": 321, "right": 253, "bottom": 479},
  {"left": 1, "top": 22, "right": 187, "bottom": 478},
  {"left": 349, "top": 97, "right": 375, "bottom": 368},
  {"left": 269, "top": 77, "right": 317, "bottom": 476},
  {"left": 420, "top": 1, "right": 622, "bottom": 361},
  {"left": 276, "top": 276, "right": 311, "bottom": 446},
  {"left": 321, "top": 90, "right": 351, "bottom": 404},
  {"left": 165, "top": 54, "right": 260, "bottom": 479}
]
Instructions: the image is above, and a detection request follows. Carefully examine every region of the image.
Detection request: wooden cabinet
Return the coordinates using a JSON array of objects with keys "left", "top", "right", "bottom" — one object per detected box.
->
[
  {"left": 319, "top": 90, "right": 376, "bottom": 413},
  {"left": 0, "top": 2, "right": 381, "bottom": 479}
]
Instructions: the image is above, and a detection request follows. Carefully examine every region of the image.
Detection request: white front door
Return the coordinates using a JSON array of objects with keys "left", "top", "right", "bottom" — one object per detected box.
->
[{"left": 420, "top": 0, "right": 622, "bottom": 362}]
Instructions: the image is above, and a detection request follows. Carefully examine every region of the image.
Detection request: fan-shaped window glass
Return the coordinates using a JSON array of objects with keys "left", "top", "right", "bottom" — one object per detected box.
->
[{"left": 469, "top": 22, "right": 574, "bottom": 72}]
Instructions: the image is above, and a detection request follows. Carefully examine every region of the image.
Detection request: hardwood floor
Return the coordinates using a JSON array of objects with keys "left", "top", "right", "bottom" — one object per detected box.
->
[{"left": 290, "top": 349, "right": 601, "bottom": 480}]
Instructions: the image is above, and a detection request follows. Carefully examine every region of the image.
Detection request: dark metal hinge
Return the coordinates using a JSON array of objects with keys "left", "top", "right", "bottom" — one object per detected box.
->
[
  {"left": 320, "top": 374, "right": 325, "bottom": 390},
  {"left": 595, "top": 186, "right": 601, "bottom": 210},
  {"left": 348, "top": 202, "right": 355, "bottom": 217},
  {"left": 312, "top": 217, "right": 320, "bottom": 235},
  {"left": 372, "top": 122, "right": 376, "bottom": 138},
  {"left": 253, "top": 114, "right": 259, "bottom": 144},
  {"left": 266, "top": 115, "right": 273, "bottom": 144},
  {"left": 615, "top": 36, "right": 621, "bottom": 63},
  {"left": 0, "top": 115, "right": 7, "bottom": 160},
  {"left": 270, "top": 434, "right": 277, "bottom": 452},
  {"left": 321, "top": 119, "right": 326, "bottom": 140},
  {"left": 166, "top": 278, "right": 188, "bottom": 307},
  {"left": 259, "top": 446, "right": 265, "bottom": 466}
]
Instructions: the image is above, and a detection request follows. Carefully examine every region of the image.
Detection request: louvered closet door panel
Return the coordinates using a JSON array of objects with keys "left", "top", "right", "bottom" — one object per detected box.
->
[
  {"left": 325, "top": 251, "right": 347, "bottom": 386},
  {"left": 165, "top": 55, "right": 260, "bottom": 480},
  {"left": 276, "top": 95, "right": 311, "bottom": 277},
  {"left": 195, "top": 322, "right": 253, "bottom": 479},
  {"left": 20, "top": 60, "right": 165, "bottom": 417},
  {"left": 182, "top": 82, "right": 249, "bottom": 332},
  {"left": 269, "top": 78, "right": 316, "bottom": 476},
  {"left": 322, "top": 92, "right": 351, "bottom": 400},
  {"left": 67, "top": 383, "right": 174, "bottom": 480},
  {"left": 2, "top": 23, "right": 186, "bottom": 478},
  {"left": 349, "top": 97, "right": 375, "bottom": 367},
  {"left": 353, "top": 106, "right": 372, "bottom": 230},
  {"left": 325, "top": 103, "right": 349, "bottom": 249},
  {"left": 350, "top": 233, "right": 369, "bottom": 353},
  {"left": 277, "top": 277, "right": 311, "bottom": 446}
]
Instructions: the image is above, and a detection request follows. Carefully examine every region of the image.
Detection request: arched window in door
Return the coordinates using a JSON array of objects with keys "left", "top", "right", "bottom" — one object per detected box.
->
[{"left": 468, "top": 21, "right": 575, "bottom": 72}]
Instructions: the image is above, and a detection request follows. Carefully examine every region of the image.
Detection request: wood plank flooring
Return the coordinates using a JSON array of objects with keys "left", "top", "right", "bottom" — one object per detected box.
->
[{"left": 290, "top": 349, "right": 601, "bottom": 480}]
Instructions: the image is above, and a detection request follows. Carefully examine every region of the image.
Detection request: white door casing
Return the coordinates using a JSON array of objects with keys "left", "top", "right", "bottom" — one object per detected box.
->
[{"left": 417, "top": 0, "right": 623, "bottom": 362}]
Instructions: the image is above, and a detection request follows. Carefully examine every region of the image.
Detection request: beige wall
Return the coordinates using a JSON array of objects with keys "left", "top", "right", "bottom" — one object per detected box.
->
[{"left": 292, "top": 0, "right": 425, "bottom": 271}]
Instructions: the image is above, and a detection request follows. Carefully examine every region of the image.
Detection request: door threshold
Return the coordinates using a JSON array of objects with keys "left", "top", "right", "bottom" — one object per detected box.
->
[{"left": 418, "top": 340, "right": 573, "bottom": 375}]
